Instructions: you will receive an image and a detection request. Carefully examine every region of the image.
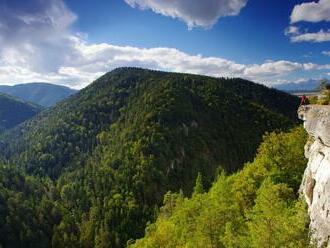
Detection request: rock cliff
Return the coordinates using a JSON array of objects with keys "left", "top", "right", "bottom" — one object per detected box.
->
[{"left": 299, "top": 105, "right": 330, "bottom": 247}]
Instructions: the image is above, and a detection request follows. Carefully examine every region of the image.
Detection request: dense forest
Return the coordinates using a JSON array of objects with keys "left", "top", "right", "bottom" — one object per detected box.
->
[
  {"left": 131, "top": 127, "right": 311, "bottom": 247},
  {"left": 0, "top": 68, "right": 302, "bottom": 247},
  {"left": 0, "top": 93, "right": 42, "bottom": 132}
]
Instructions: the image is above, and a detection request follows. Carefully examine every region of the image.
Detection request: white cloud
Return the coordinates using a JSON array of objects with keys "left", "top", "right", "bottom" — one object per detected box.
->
[
  {"left": 0, "top": 0, "right": 329, "bottom": 89},
  {"left": 19, "top": 36, "right": 330, "bottom": 87},
  {"left": 287, "top": 0, "right": 330, "bottom": 43},
  {"left": 291, "top": 0, "right": 330, "bottom": 23},
  {"left": 1, "top": 31, "right": 330, "bottom": 89},
  {"left": 289, "top": 29, "right": 330, "bottom": 43},
  {"left": 0, "top": 0, "right": 78, "bottom": 73},
  {"left": 242, "top": 60, "right": 329, "bottom": 79},
  {"left": 284, "top": 26, "right": 300, "bottom": 36},
  {"left": 244, "top": 61, "right": 304, "bottom": 77},
  {"left": 323, "top": 51, "right": 330, "bottom": 56},
  {"left": 124, "top": 0, "right": 248, "bottom": 28}
]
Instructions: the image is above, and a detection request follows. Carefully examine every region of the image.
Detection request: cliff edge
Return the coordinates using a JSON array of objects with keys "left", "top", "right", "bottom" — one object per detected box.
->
[{"left": 298, "top": 105, "right": 330, "bottom": 247}]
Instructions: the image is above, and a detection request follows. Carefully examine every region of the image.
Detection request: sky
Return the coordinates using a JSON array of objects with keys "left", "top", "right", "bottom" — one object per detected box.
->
[{"left": 0, "top": 0, "right": 329, "bottom": 89}]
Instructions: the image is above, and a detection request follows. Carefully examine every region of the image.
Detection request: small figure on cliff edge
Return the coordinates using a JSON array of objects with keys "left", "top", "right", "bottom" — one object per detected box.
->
[{"left": 300, "top": 94, "right": 309, "bottom": 106}]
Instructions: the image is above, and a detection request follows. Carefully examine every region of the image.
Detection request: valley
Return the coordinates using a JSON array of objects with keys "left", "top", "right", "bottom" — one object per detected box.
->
[
  {"left": 1, "top": 0, "right": 329, "bottom": 246},
  {"left": 0, "top": 68, "right": 302, "bottom": 247}
]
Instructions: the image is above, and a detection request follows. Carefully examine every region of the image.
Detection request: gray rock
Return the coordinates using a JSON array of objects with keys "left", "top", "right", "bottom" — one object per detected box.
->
[{"left": 299, "top": 105, "right": 330, "bottom": 247}]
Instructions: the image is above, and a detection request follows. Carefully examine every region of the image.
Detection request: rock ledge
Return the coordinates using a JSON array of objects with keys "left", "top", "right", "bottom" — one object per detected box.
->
[{"left": 299, "top": 105, "right": 330, "bottom": 247}]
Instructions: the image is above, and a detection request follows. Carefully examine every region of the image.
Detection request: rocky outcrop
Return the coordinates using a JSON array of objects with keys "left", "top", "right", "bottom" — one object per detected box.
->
[{"left": 299, "top": 105, "right": 330, "bottom": 247}]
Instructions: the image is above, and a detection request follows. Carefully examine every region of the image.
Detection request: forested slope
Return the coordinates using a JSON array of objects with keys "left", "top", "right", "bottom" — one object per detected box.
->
[
  {"left": 0, "top": 68, "right": 299, "bottom": 178},
  {"left": 131, "top": 127, "right": 310, "bottom": 248},
  {"left": 0, "top": 93, "right": 41, "bottom": 132},
  {"left": 0, "top": 68, "right": 301, "bottom": 247}
]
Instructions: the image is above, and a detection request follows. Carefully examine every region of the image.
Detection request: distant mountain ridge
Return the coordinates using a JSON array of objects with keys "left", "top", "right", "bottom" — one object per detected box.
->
[
  {"left": 274, "top": 79, "right": 324, "bottom": 92},
  {"left": 0, "top": 83, "right": 77, "bottom": 107},
  {"left": 0, "top": 93, "right": 42, "bottom": 132}
]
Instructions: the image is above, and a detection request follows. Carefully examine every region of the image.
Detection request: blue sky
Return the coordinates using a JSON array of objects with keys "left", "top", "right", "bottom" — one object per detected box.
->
[
  {"left": 0, "top": 0, "right": 329, "bottom": 88},
  {"left": 67, "top": 0, "right": 326, "bottom": 63}
]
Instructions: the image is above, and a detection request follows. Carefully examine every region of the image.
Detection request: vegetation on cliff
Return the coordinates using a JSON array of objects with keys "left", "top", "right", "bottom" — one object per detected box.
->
[{"left": 131, "top": 127, "right": 310, "bottom": 248}]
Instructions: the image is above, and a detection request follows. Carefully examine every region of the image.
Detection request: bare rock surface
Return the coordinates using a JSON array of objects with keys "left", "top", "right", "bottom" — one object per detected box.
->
[{"left": 299, "top": 105, "right": 330, "bottom": 247}]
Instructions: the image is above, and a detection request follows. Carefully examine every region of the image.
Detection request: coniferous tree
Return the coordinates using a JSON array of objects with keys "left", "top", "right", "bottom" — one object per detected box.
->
[{"left": 193, "top": 172, "right": 204, "bottom": 195}]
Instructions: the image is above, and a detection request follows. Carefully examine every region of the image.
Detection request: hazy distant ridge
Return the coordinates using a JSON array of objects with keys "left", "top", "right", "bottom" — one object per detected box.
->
[
  {"left": 274, "top": 79, "right": 323, "bottom": 92},
  {"left": 0, "top": 93, "right": 41, "bottom": 132},
  {"left": 0, "top": 83, "right": 77, "bottom": 107}
]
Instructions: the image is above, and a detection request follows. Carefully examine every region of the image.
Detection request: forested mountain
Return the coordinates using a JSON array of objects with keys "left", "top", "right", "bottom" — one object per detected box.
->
[
  {"left": 0, "top": 83, "right": 77, "bottom": 107},
  {"left": 0, "top": 93, "right": 41, "bottom": 132},
  {"left": 0, "top": 68, "right": 301, "bottom": 247}
]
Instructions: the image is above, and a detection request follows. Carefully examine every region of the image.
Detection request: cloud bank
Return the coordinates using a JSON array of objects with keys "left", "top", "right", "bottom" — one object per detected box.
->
[
  {"left": 124, "top": 0, "right": 248, "bottom": 28},
  {"left": 286, "top": 28, "right": 330, "bottom": 43},
  {"left": 287, "top": 0, "right": 330, "bottom": 43},
  {"left": 0, "top": 0, "right": 329, "bottom": 89},
  {"left": 2, "top": 35, "right": 329, "bottom": 89},
  {"left": 323, "top": 51, "right": 330, "bottom": 56},
  {"left": 291, "top": 0, "right": 330, "bottom": 23},
  {"left": 0, "top": 0, "right": 77, "bottom": 72}
]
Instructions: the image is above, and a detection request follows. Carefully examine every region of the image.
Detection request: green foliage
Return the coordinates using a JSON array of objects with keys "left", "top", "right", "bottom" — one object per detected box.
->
[
  {"left": 0, "top": 163, "right": 61, "bottom": 248},
  {"left": 0, "top": 68, "right": 302, "bottom": 247},
  {"left": 311, "top": 79, "right": 330, "bottom": 105},
  {"left": 193, "top": 173, "right": 204, "bottom": 195},
  {"left": 0, "top": 68, "right": 299, "bottom": 178},
  {"left": 308, "top": 96, "right": 318, "bottom": 105},
  {"left": 247, "top": 179, "right": 309, "bottom": 248},
  {"left": 319, "top": 89, "right": 330, "bottom": 105},
  {"left": 131, "top": 127, "right": 311, "bottom": 248},
  {"left": 0, "top": 93, "right": 41, "bottom": 132},
  {"left": 318, "top": 79, "right": 330, "bottom": 91}
]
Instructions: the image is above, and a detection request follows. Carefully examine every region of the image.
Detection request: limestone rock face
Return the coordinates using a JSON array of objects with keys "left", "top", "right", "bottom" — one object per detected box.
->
[{"left": 299, "top": 105, "right": 330, "bottom": 247}]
